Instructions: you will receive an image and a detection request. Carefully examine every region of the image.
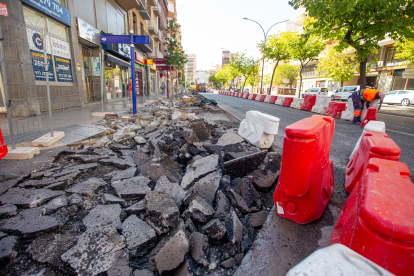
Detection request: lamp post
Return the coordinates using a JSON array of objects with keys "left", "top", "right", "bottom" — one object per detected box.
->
[{"left": 243, "top": 18, "right": 288, "bottom": 94}]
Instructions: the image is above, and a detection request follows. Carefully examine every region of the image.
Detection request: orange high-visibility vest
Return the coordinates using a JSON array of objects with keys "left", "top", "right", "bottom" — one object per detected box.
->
[{"left": 363, "top": 89, "right": 381, "bottom": 102}]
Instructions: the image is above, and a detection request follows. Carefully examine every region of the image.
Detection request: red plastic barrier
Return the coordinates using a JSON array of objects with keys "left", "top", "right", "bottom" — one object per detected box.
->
[
  {"left": 244, "top": 93, "right": 250, "bottom": 99},
  {"left": 300, "top": 95, "right": 317, "bottom": 111},
  {"left": 251, "top": 94, "right": 257, "bottom": 100},
  {"left": 345, "top": 131, "right": 400, "bottom": 193},
  {"left": 282, "top": 97, "right": 294, "bottom": 107},
  {"left": 239, "top": 93, "right": 244, "bottom": 98},
  {"left": 259, "top": 95, "right": 266, "bottom": 102},
  {"left": 232, "top": 92, "right": 236, "bottom": 96},
  {"left": 234, "top": 92, "right": 238, "bottom": 97},
  {"left": 331, "top": 158, "right": 414, "bottom": 275},
  {"left": 324, "top": 102, "right": 347, "bottom": 118},
  {"left": 361, "top": 106, "right": 378, "bottom": 128},
  {"left": 269, "top": 95, "right": 278, "bottom": 104},
  {"left": 0, "top": 124, "right": 8, "bottom": 160},
  {"left": 273, "top": 115, "right": 335, "bottom": 224}
]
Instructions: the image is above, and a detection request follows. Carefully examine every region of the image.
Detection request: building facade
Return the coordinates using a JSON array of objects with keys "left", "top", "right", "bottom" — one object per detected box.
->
[
  {"left": 0, "top": 0, "right": 180, "bottom": 117},
  {"left": 194, "top": 70, "right": 209, "bottom": 85},
  {"left": 184, "top": 53, "right": 196, "bottom": 84}
]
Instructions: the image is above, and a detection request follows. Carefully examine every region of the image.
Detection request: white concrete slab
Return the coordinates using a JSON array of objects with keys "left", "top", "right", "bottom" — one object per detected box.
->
[
  {"left": 3, "top": 147, "right": 40, "bottom": 160},
  {"left": 32, "top": 131, "right": 65, "bottom": 147},
  {"left": 92, "top": 112, "right": 115, "bottom": 117}
]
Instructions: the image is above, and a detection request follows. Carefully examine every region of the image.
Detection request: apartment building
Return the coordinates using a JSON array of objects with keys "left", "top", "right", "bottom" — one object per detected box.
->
[
  {"left": 0, "top": 0, "right": 180, "bottom": 117},
  {"left": 185, "top": 53, "right": 196, "bottom": 83},
  {"left": 194, "top": 70, "right": 209, "bottom": 84}
]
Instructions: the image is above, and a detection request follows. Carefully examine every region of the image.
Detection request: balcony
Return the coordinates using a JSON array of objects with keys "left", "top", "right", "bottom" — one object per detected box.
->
[
  {"left": 148, "top": 19, "right": 158, "bottom": 35},
  {"left": 115, "top": 0, "right": 139, "bottom": 11},
  {"left": 138, "top": 0, "right": 151, "bottom": 20},
  {"left": 154, "top": 34, "right": 160, "bottom": 42},
  {"left": 150, "top": 48, "right": 163, "bottom": 59},
  {"left": 136, "top": 28, "right": 153, "bottom": 53},
  {"left": 153, "top": 5, "right": 160, "bottom": 17},
  {"left": 148, "top": 0, "right": 157, "bottom": 6}
]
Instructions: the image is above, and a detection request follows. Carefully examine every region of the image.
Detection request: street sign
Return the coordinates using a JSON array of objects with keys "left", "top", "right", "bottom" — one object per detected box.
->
[
  {"left": 154, "top": 58, "right": 167, "bottom": 64},
  {"left": 100, "top": 35, "right": 150, "bottom": 45},
  {"left": 402, "top": 72, "right": 414, "bottom": 79}
]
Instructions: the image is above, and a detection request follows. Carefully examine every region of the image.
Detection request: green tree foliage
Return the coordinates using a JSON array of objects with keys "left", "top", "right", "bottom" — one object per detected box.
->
[
  {"left": 161, "top": 19, "right": 187, "bottom": 71},
  {"left": 395, "top": 39, "right": 414, "bottom": 67},
  {"left": 246, "top": 62, "right": 260, "bottom": 91},
  {"left": 215, "top": 67, "right": 233, "bottom": 88},
  {"left": 283, "top": 31, "right": 325, "bottom": 96},
  {"left": 259, "top": 32, "right": 291, "bottom": 94},
  {"left": 316, "top": 43, "right": 357, "bottom": 86},
  {"left": 209, "top": 74, "right": 220, "bottom": 89},
  {"left": 273, "top": 63, "right": 300, "bottom": 93},
  {"left": 289, "top": 0, "right": 414, "bottom": 89}
]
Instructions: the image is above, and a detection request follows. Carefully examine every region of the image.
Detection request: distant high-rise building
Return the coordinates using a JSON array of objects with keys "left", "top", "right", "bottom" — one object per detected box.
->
[
  {"left": 222, "top": 51, "right": 230, "bottom": 66},
  {"left": 195, "top": 70, "right": 209, "bottom": 84},
  {"left": 185, "top": 54, "right": 197, "bottom": 83}
]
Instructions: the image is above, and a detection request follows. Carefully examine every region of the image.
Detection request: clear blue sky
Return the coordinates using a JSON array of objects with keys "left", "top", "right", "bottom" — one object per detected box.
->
[{"left": 176, "top": 0, "right": 305, "bottom": 71}]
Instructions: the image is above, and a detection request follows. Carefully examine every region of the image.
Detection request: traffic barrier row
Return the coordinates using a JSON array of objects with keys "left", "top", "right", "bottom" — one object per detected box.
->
[
  {"left": 217, "top": 92, "right": 380, "bottom": 127},
  {"left": 0, "top": 123, "right": 8, "bottom": 160}
]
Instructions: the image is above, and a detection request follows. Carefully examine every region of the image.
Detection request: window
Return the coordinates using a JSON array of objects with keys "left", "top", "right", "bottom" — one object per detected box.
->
[
  {"left": 321, "top": 88, "right": 328, "bottom": 92},
  {"left": 23, "top": 7, "right": 68, "bottom": 40},
  {"left": 107, "top": 1, "right": 126, "bottom": 35},
  {"left": 386, "top": 47, "right": 396, "bottom": 62},
  {"left": 344, "top": 87, "right": 356, "bottom": 92},
  {"left": 386, "top": 91, "right": 397, "bottom": 95},
  {"left": 397, "top": 91, "right": 408, "bottom": 94}
]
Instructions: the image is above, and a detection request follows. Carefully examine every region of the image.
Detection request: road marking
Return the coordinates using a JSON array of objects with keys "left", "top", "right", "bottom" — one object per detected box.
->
[
  {"left": 379, "top": 113, "right": 414, "bottom": 119},
  {"left": 387, "top": 129, "right": 414, "bottom": 137}
]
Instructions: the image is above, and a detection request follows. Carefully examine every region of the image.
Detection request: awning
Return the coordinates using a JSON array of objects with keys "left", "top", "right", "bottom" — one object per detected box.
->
[{"left": 107, "top": 54, "right": 131, "bottom": 68}]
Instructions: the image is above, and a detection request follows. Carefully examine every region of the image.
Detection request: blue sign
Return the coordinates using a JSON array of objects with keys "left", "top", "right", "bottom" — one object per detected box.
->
[
  {"left": 30, "top": 50, "right": 55, "bottom": 82},
  {"left": 22, "top": 0, "right": 71, "bottom": 26},
  {"left": 100, "top": 34, "right": 150, "bottom": 45},
  {"left": 54, "top": 56, "right": 73, "bottom": 82},
  {"left": 118, "top": 44, "right": 131, "bottom": 59}
]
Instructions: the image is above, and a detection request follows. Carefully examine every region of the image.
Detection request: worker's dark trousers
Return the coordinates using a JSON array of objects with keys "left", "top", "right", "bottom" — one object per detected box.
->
[{"left": 352, "top": 90, "right": 364, "bottom": 123}]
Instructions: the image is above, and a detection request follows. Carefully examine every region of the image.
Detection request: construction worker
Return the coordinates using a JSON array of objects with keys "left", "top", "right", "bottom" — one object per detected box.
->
[{"left": 351, "top": 88, "right": 385, "bottom": 123}]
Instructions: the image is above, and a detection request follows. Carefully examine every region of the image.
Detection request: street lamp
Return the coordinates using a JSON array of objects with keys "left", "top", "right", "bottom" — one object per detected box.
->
[{"left": 243, "top": 18, "right": 289, "bottom": 94}]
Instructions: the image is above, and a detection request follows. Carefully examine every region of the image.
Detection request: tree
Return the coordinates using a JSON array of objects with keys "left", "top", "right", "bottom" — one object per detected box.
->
[
  {"left": 273, "top": 63, "right": 300, "bottom": 94},
  {"left": 246, "top": 62, "right": 260, "bottom": 92},
  {"left": 316, "top": 43, "right": 357, "bottom": 87},
  {"left": 395, "top": 39, "right": 414, "bottom": 67},
  {"left": 215, "top": 67, "right": 232, "bottom": 88},
  {"left": 209, "top": 74, "right": 220, "bottom": 89},
  {"left": 284, "top": 31, "right": 325, "bottom": 96},
  {"left": 259, "top": 32, "right": 291, "bottom": 95},
  {"left": 289, "top": 0, "right": 414, "bottom": 89}
]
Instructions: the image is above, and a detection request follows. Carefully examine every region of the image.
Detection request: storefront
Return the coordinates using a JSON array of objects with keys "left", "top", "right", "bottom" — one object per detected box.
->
[
  {"left": 134, "top": 51, "right": 145, "bottom": 97},
  {"left": 101, "top": 43, "right": 131, "bottom": 100},
  {"left": 77, "top": 17, "right": 102, "bottom": 104}
]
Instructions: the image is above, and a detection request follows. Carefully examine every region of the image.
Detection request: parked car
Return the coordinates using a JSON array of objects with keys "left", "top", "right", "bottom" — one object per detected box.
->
[
  {"left": 301, "top": 87, "right": 328, "bottom": 98},
  {"left": 331, "top": 86, "right": 374, "bottom": 101},
  {"left": 244, "top": 88, "right": 249, "bottom": 93},
  {"left": 383, "top": 90, "right": 414, "bottom": 106}
]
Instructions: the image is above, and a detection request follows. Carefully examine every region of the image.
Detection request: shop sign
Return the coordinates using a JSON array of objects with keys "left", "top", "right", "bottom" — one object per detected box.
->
[
  {"left": 22, "top": 0, "right": 71, "bottom": 26},
  {"left": 135, "top": 52, "right": 145, "bottom": 64},
  {"left": 0, "top": 3, "right": 9, "bottom": 17},
  {"left": 76, "top": 62, "right": 81, "bottom": 71},
  {"left": 26, "top": 26, "right": 73, "bottom": 82},
  {"left": 118, "top": 43, "right": 130, "bottom": 59},
  {"left": 402, "top": 69, "right": 414, "bottom": 79},
  {"left": 77, "top": 18, "right": 100, "bottom": 45}
]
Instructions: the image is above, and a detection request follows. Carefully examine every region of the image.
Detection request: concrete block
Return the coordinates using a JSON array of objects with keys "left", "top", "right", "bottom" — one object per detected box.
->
[
  {"left": 3, "top": 147, "right": 40, "bottom": 160},
  {"left": 350, "top": 120, "right": 386, "bottom": 159},
  {"left": 92, "top": 112, "right": 115, "bottom": 117},
  {"left": 290, "top": 98, "right": 304, "bottom": 109},
  {"left": 311, "top": 96, "right": 331, "bottom": 114},
  {"left": 286, "top": 244, "right": 394, "bottom": 276},
  {"left": 341, "top": 98, "right": 354, "bottom": 121},
  {"left": 238, "top": 111, "right": 279, "bottom": 149},
  {"left": 32, "top": 131, "right": 65, "bottom": 147},
  {"left": 275, "top": 96, "right": 285, "bottom": 105}
]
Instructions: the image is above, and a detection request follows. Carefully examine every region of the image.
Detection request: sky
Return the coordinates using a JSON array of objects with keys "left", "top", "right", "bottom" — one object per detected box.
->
[{"left": 176, "top": 0, "right": 305, "bottom": 71}]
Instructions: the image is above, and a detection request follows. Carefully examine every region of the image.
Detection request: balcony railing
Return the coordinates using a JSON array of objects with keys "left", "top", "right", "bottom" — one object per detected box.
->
[
  {"left": 138, "top": 0, "right": 151, "bottom": 20},
  {"left": 148, "top": 19, "right": 158, "bottom": 35},
  {"left": 136, "top": 28, "right": 153, "bottom": 53},
  {"left": 153, "top": 4, "right": 160, "bottom": 17},
  {"left": 302, "top": 71, "right": 316, "bottom": 77},
  {"left": 147, "top": 0, "right": 157, "bottom": 6}
]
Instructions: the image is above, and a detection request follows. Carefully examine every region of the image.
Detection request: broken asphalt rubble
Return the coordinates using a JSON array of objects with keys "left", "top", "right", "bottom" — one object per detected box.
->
[{"left": 0, "top": 96, "right": 281, "bottom": 275}]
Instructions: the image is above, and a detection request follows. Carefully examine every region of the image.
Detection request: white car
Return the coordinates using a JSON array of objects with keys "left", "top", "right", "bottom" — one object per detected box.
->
[
  {"left": 331, "top": 86, "right": 360, "bottom": 101},
  {"left": 383, "top": 90, "right": 414, "bottom": 106},
  {"left": 301, "top": 87, "right": 328, "bottom": 98}
]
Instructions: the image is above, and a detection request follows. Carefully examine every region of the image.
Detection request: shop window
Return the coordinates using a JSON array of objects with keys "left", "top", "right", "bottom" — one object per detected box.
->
[{"left": 392, "top": 70, "right": 406, "bottom": 90}]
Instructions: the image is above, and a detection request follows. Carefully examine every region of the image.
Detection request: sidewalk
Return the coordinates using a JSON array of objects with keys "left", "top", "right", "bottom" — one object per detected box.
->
[{"left": 1, "top": 94, "right": 170, "bottom": 147}]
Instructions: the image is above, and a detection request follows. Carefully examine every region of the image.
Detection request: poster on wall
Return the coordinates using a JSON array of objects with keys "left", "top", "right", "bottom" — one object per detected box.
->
[
  {"left": 26, "top": 27, "right": 55, "bottom": 81},
  {"left": 26, "top": 26, "right": 73, "bottom": 82},
  {"left": 92, "top": 57, "right": 100, "bottom": 77}
]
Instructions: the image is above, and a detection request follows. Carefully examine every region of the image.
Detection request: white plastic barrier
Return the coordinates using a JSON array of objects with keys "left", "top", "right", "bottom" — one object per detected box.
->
[
  {"left": 248, "top": 93, "right": 254, "bottom": 100},
  {"left": 341, "top": 98, "right": 354, "bottom": 121},
  {"left": 311, "top": 96, "right": 331, "bottom": 114},
  {"left": 290, "top": 98, "right": 304, "bottom": 109},
  {"left": 286, "top": 244, "right": 394, "bottom": 276},
  {"left": 238, "top": 110, "right": 280, "bottom": 149},
  {"left": 350, "top": 120, "right": 386, "bottom": 159},
  {"left": 275, "top": 96, "right": 285, "bottom": 105},
  {"left": 263, "top": 95, "right": 271, "bottom": 103}
]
